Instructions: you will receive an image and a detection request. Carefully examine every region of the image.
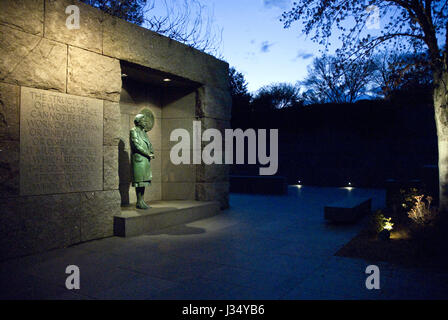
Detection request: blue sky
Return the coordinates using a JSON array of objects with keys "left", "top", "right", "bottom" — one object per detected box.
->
[
  {"left": 148, "top": 1, "right": 444, "bottom": 94},
  {"left": 208, "top": 0, "right": 319, "bottom": 92},
  {"left": 147, "top": 0, "right": 347, "bottom": 93}
]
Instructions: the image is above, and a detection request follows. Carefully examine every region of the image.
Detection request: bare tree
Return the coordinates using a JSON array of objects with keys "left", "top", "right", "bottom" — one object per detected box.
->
[
  {"left": 81, "top": 0, "right": 222, "bottom": 56},
  {"left": 81, "top": 0, "right": 148, "bottom": 24},
  {"left": 144, "top": 0, "right": 222, "bottom": 56},
  {"left": 302, "top": 55, "right": 376, "bottom": 104},
  {"left": 252, "top": 83, "right": 303, "bottom": 110},
  {"left": 229, "top": 67, "right": 252, "bottom": 115},
  {"left": 371, "top": 51, "right": 432, "bottom": 99},
  {"left": 282, "top": 1, "right": 448, "bottom": 212}
]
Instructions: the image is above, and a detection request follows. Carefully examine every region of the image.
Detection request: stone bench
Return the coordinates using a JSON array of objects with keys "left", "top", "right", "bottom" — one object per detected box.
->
[{"left": 324, "top": 197, "right": 372, "bottom": 223}]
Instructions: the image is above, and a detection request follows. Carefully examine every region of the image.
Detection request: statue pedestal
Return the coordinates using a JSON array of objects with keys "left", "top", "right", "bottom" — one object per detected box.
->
[{"left": 114, "top": 200, "right": 220, "bottom": 237}]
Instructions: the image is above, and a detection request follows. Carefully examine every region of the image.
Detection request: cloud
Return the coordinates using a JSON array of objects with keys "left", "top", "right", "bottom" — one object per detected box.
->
[
  {"left": 263, "top": 0, "right": 291, "bottom": 10},
  {"left": 295, "top": 50, "right": 314, "bottom": 60},
  {"left": 244, "top": 51, "right": 256, "bottom": 60},
  {"left": 260, "top": 41, "right": 274, "bottom": 53}
]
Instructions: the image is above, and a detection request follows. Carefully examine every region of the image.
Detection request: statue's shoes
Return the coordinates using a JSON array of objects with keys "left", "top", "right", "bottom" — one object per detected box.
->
[{"left": 136, "top": 201, "right": 149, "bottom": 210}]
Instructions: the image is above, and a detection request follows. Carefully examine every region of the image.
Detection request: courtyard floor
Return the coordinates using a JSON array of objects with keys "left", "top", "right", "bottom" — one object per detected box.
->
[{"left": 1, "top": 186, "right": 448, "bottom": 300}]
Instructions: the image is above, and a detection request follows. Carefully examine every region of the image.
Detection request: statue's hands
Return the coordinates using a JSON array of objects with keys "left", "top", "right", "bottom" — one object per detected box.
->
[{"left": 149, "top": 154, "right": 155, "bottom": 160}]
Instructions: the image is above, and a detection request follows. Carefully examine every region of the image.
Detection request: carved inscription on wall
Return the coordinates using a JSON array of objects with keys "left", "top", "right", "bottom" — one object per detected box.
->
[{"left": 20, "top": 87, "right": 103, "bottom": 195}]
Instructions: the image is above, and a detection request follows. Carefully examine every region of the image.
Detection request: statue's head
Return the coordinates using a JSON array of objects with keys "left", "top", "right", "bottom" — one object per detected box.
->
[
  {"left": 134, "top": 114, "right": 147, "bottom": 130},
  {"left": 134, "top": 108, "right": 155, "bottom": 132}
]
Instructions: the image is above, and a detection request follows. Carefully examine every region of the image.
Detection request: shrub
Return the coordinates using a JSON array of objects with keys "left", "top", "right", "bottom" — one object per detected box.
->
[
  {"left": 407, "top": 195, "right": 437, "bottom": 225},
  {"left": 368, "top": 210, "right": 393, "bottom": 235}
]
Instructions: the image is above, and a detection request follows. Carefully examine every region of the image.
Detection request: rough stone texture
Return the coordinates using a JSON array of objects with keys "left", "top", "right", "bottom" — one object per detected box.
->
[
  {"left": 120, "top": 101, "right": 162, "bottom": 119},
  {"left": 0, "top": 193, "right": 81, "bottom": 261},
  {"left": 198, "top": 85, "right": 232, "bottom": 120},
  {"left": 200, "top": 117, "right": 231, "bottom": 150},
  {"left": 0, "top": 140, "right": 19, "bottom": 198},
  {"left": 162, "top": 89, "right": 197, "bottom": 119},
  {"left": 104, "top": 101, "right": 121, "bottom": 146},
  {"left": 118, "top": 113, "right": 131, "bottom": 202},
  {"left": 199, "top": 117, "right": 230, "bottom": 165},
  {"left": 438, "top": 140, "right": 448, "bottom": 211},
  {"left": 0, "top": 0, "right": 231, "bottom": 260},
  {"left": 121, "top": 81, "right": 162, "bottom": 118},
  {"left": 80, "top": 190, "right": 120, "bottom": 241},
  {"left": 44, "top": 0, "right": 103, "bottom": 53},
  {"left": 434, "top": 72, "right": 448, "bottom": 212},
  {"left": 161, "top": 118, "right": 195, "bottom": 150},
  {"left": 104, "top": 146, "right": 119, "bottom": 190},
  {"left": 197, "top": 164, "right": 230, "bottom": 182},
  {"left": 162, "top": 182, "right": 196, "bottom": 200},
  {"left": 0, "top": 190, "right": 120, "bottom": 259},
  {"left": 103, "top": 15, "right": 229, "bottom": 90},
  {"left": 0, "top": 82, "right": 20, "bottom": 141},
  {"left": 0, "top": 0, "right": 44, "bottom": 36},
  {"left": 196, "top": 182, "right": 229, "bottom": 209},
  {"left": 68, "top": 46, "right": 122, "bottom": 102},
  {"left": 150, "top": 151, "right": 162, "bottom": 183},
  {"left": 20, "top": 87, "right": 104, "bottom": 196},
  {"left": 0, "top": 25, "right": 67, "bottom": 92},
  {"left": 161, "top": 150, "right": 196, "bottom": 182},
  {"left": 119, "top": 113, "right": 131, "bottom": 152},
  {"left": 201, "top": 117, "right": 231, "bottom": 131},
  {"left": 145, "top": 182, "right": 162, "bottom": 202}
]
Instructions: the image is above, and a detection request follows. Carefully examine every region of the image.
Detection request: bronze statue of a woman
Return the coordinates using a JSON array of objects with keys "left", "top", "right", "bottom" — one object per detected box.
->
[{"left": 130, "top": 109, "right": 155, "bottom": 209}]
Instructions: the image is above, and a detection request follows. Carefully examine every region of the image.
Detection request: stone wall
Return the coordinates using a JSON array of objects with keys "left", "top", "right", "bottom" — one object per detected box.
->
[
  {"left": 0, "top": 0, "right": 230, "bottom": 260},
  {"left": 161, "top": 88, "right": 198, "bottom": 201}
]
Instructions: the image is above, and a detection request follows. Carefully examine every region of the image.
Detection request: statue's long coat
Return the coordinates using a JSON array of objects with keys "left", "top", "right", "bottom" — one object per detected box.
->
[{"left": 130, "top": 126, "right": 154, "bottom": 183}]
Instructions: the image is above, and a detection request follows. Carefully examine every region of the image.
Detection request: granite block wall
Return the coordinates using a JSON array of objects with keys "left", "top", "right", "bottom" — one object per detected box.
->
[{"left": 0, "top": 0, "right": 230, "bottom": 260}]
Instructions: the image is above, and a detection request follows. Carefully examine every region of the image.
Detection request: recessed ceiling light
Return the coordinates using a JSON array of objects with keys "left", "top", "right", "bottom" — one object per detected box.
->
[{"left": 163, "top": 78, "right": 171, "bottom": 82}]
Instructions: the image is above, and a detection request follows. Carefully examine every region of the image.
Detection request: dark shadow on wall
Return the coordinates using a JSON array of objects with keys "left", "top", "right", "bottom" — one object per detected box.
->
[{"left": 118, "top": 139, "right": 131, "bottom": 205}]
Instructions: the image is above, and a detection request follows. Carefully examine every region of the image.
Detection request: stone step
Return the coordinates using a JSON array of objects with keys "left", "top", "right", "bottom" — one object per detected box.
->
[{"left": 114, "top": 200, "right": 220, "bottom": 237}]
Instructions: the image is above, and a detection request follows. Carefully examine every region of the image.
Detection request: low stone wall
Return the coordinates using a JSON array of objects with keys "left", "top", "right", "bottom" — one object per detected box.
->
[{"left": 0, "top": 0, "right": 230, "bottom": 260}]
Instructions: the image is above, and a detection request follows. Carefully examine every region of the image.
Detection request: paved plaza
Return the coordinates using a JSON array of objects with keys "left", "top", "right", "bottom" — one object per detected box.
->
[{"left": 1, "top": 186, "right": 447, "bottom": 300}]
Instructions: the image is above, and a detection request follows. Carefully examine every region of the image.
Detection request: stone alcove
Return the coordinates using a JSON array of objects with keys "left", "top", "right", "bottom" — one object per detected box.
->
[{"left": 118, "top": 61, "right": 201, "bottom": 205}]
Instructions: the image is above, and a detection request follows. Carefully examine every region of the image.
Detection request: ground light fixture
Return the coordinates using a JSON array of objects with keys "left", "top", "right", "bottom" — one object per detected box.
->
[
  {"left": 343, "top": 181, "right": 353, "bottom": 190},
  {"left": 378, "top": 217, "right": 394, "bottom": 240}
]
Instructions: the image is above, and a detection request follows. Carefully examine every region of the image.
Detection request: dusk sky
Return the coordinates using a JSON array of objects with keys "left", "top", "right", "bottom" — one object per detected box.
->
[
  {"left": 147, "top": 0, "right": 445, "bottom": 94},
  {"left": 209, "top": 0, "right": 320, "bottom": 92},
  {"left": 148, "top": 0, "right": 384, "bottom": 93},
  {"left": 149, "top": 0, "right": 362, "bottom": 92}
]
